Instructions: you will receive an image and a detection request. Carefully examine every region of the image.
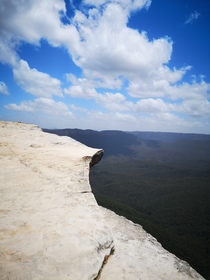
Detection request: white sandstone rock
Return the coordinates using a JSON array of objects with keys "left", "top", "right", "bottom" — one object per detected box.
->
[
  {"left": 0, "top": 121, "right": 204, "bottom": 280},
  {"left": 99, "top": 208, "right": 204, "bottom": 280},
  {"left": 0, "top": 121, "right": 113, "bottom": 280}
]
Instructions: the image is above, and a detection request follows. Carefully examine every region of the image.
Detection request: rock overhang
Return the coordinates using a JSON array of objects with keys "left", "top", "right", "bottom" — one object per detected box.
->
[{"left": 0, "top": 121, "right": 113, "bottom": 280}]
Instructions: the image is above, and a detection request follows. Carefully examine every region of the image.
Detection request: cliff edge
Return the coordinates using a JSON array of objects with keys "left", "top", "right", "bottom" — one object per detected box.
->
[{"left": 0, "top": 121, "right": 204, "bottom": 280}]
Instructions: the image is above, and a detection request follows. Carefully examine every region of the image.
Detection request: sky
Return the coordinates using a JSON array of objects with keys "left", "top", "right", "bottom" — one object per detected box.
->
[{"left": 0, "top": 0, "right": 210, "bottom": 134}]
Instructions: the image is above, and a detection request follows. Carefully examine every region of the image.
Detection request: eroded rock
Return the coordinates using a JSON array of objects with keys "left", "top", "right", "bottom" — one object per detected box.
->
[{"left": 90, "top": 149, "right": 104, "bottom": 168}]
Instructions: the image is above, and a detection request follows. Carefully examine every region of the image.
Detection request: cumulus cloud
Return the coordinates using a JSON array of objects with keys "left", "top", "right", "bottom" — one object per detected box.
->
[
  {"left": 83, "top": 0, "right": 151, "bottom": 12},
  {"left": 0, "top": 39, "right": 18, "bottom": 66},
  {"left": 114, "top": 112, "right": 136, "bottom": 122},
  {"left": 13, "top": 60, "right": 63, "bottom": 98},
  {"left": 68, "top": 1, "right": 207, "bottom": 109},
  {"left": 0, "top": 0, "right": 77, "bottom": 45},
  {"left": 5, "top": 97, "right": 73, "bottom": 116},
  {"left": 135, "top": 98, "right": 174, "bottom": 113},
  {"left": 72, "top": 3, "right": 172, "bottom": 81},
  {"left": 134, "top": 96, "right": 210, "bottom": 120},
  {"left": 185, "top": 11, "right": 200, "bottom": 24},
  {"left": 167, "top": 79, "right": 210, "bottom": 101},
  {"left": 0, "top": 81, "right": 9, "bottom": 95},
  {"left": 127, "top": 66, "right": 191, "bottom": 99},
  {"left": 177, "top": 99, "right": 210, "bottom": 119},
  {"left": 0, "top": 0, "right": 80, "bottom": 66},
  {"left": 69, "top": 104, "right": 89, "bottom": 113},
  {"left": 0, "top": 0, "right": 209, "bottom": 133},
  {"left": 64, "top": 74, "right": 133, "bottom": 111},
  {"left": 96, "top": 92, "right": 134, "bottom": 111}
]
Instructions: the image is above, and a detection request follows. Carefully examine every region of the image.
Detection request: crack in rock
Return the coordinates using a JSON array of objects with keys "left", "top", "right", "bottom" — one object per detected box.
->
[{"left": 94, "top": 246, "right": 115, "bottom": 280}]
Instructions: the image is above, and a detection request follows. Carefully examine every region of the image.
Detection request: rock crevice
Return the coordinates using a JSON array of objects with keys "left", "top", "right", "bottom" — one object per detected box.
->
[{"left": 94, "top": 246, "right": 115, "bottom": 280}]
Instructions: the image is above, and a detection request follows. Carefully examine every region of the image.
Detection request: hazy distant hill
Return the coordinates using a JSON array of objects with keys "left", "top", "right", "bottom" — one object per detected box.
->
[
  {"left": 130, "top": 131, "right": 210, "bottom": 143},
  {"left": 43, "top": 129, "right": 139, "bottom": 156},
  {"left": 43, "top": 128, "right": 210, "bottom": 162},
  {"left": 43, "top": 128, "right": 210, "bottom": 279}
]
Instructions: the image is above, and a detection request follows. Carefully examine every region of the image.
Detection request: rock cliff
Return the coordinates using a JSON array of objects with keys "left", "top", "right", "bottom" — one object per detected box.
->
[{"left": 0, "top": 121, "right": 204, "bottom": 280}]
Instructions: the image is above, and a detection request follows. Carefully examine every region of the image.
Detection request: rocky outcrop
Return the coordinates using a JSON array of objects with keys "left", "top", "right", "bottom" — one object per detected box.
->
[
  {"left": 90, "top": 149, "right": 104, "bottom": 168},
  {"left": 0, "top": 121, "right": 204, "bottom": 280}
]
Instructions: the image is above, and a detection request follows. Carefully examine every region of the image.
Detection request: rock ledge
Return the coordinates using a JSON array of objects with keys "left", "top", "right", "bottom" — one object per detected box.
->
[{"left": 0, "top": 121, "right": 204, "bottom": 280}]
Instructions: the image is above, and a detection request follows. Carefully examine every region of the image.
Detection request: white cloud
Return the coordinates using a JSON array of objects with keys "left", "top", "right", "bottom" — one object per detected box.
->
[
  {"left": 0, "top": 0, "right": 72, "bottom": 45},
  {"left": 133, "top": 94, "right": 210, "bottom": 123},
  {"left": 135, "top": 112, "right": 205, "bottom": 133},
  {"left": 158, "top": 113, "right": 199, "bottom": 132},
  {"left": 176, "top": 99, "right": 210, "bottom": 119},
  {"left": 127, "top": 66, "right": 191, "bottom": 98},
  {"left": 66, "top": 73, "right": 123, "bottom": 91},
  {"left": 0, "top": 0, "right": 209, "bottom": 133},
  {"left": 72, "top": 4, "right": 172, "bottom": 80},
  {"left": 64, "top": 75, "right": 133, "bottom": 111},
  {"left": 114, "top": 112, "right": 136, "bottom": 122},
  {"left": 5, "top": 102, "right": 34, "bottom": 112},
  {"left": 0, "top": 39, "right": 18, "bottom": 66},
  {"left": 128, "top": 69, "right": 210, "bottom": 103},
  {"left": 96, "top": 92, "right": 134, "bottom": 111},
  {"left": 65, "top": 82, "right": 133, "bottom": 111},
  {"left": 0, "top": 0, "right": 80, "bottom": 65},
  {"left": 81, "top": 110, "right": 137, "bottom": 130},
  {"left": 70, "top": 2, "right": 204, "bottom": 106},
  {"left": 83, "top": 0, "right": 107, "bottom": 7},
  {"left": 69, "top": 104, "right": 89, "bottom": 113},
  {"left": 185, "top": 11, "right": 200, "bottom": 24},
  {"left": 167, "top": 79, "right": 210, "bottom": 101},
  {"left": 0, "top": 81, "right": 9, "bottom": 95},
  {"left": 79, "top": 109, "right": 208, "bottom": 133},
  {"left": 5, "top": 97, "right": 73, "bottom": 116},
  {"left": 135, "top": 98, "right": 174, "bottom": 113},
  {"left": 83, "top": 0, "right": 151, "bottom": 11},
  {"left": 64, "top": 78, "right": 98, "bottom": 99},
  {"left": 13, "top": 60, "right": 63, "bottom": 98}
]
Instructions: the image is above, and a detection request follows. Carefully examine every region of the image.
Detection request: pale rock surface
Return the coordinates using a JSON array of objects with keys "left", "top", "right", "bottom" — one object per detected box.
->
[
  {"left": 0, "top": 121, "right": 204, "bottom": 280},
  {"left": 0, "top": 121, "right": 113, "bottom": 280},
  {"left": 99, "top": 209, "right": 204, "bottom": 280}
]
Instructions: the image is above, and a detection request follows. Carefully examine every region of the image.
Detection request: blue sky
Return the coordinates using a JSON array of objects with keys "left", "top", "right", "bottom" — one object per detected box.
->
[{"left": 0, "top": 0, "right": 210, "bottom": 133}]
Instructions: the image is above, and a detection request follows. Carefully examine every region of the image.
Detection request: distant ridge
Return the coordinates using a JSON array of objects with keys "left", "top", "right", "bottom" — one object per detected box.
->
[
  {"left": 43, "top": 128, "right": 210, "bottom": 161},
  {"left": 43, "top": 129, "right": 139, "bottom": 156},
  {"left": 129, "top": 131, "right": 210, "bottom": 143}
]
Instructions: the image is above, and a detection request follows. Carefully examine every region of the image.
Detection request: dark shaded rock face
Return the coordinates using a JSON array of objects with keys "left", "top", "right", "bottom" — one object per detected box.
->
[{"left": 90, "top": 150, "right": 104, "bottom": 168}]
